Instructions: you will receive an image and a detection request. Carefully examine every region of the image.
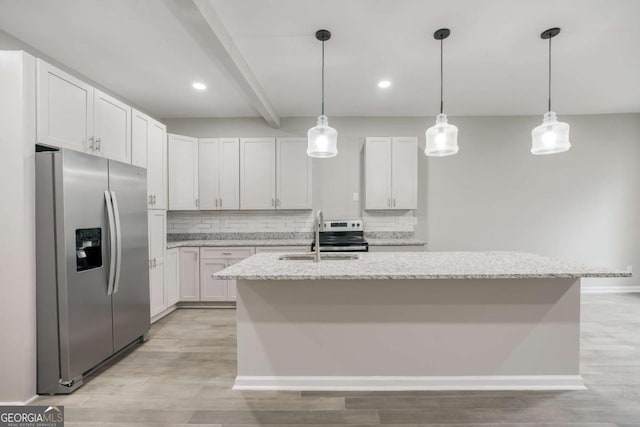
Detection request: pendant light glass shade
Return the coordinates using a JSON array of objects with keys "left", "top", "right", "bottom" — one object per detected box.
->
[
  {"left": 531, "top": 28, "right": 570, "bottom": 155},
  {"left": 425, "top": 113, "right": 458, "bottom": 156},
  {"left": 425, "top": 28, "right": 458, "bottom": 157},
  {"left": 307, "top": 115, "right": 338, "bottom": 158},
  {"left": 531, "top": 111, "right": 570, "bottom": 155},
  {"left": 308, "top": 29, "right": 337, "bottom": 158}
]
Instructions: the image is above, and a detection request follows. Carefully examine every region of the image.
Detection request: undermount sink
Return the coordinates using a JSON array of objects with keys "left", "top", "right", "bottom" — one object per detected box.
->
[{"left": 278, "top": 253, "right": 359, "bottom": 261}]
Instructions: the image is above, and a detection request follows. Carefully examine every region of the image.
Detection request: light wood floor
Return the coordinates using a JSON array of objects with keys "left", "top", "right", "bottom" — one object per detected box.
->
[{"left": 32, "top": 293, "right": 640, "bottom": 426}]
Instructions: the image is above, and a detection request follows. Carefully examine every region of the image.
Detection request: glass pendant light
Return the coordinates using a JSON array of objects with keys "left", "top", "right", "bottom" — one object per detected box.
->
[
  {"left": 531, "top": 28, "right": 571, "bottom": 155},
  {"left": 307, "top": 29, "right": 338, "bottom": 158},
  {"left": 425, "top": 28, "right": 458, "bottom": 157}
]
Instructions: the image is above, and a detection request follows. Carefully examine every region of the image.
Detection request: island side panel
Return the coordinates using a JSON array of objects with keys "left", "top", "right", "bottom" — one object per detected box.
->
[{"left": 235, "top": 278, "right": 581, "bottom": 389}]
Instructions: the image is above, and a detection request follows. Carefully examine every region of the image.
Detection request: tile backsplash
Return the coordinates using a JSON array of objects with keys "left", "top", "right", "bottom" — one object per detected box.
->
[{"left": 167, "top": 210, "right": 416, "bottom": 235}]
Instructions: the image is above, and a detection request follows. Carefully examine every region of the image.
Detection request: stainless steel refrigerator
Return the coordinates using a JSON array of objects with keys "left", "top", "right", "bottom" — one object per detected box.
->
[{"left": 36, "top": 148, "right": 150, "bottom": 394}]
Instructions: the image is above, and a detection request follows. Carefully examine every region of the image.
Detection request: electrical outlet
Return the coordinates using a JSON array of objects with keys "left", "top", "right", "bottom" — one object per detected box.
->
[{"left": 353, "top": 192, "right": 359, "bottom": 202}]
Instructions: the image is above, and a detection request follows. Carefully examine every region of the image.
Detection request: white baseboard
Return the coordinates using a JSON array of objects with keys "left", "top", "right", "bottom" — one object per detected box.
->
[
  {"left": 233, "top": 375, "right": 586, "bottom": 391},
  {"left": 0, "top": 395, "right": 38, "bottom": 406},
  {"left": 581, "top": 285, "right": 640, "bottom": 294},
  {"left": 150, "top": 304, "right": 178, "bottom": 324}
]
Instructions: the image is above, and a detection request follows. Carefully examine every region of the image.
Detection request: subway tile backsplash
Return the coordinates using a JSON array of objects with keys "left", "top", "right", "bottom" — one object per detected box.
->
[{"left": 167, "top": 210, "right": 416, "bottom": 235}]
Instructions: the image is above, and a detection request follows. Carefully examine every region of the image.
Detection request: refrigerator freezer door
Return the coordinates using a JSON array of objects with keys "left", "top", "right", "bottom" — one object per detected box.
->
[
  {"left": 109, "top": 160, "right": 150, "bottom": 352},
  {"left": 57, "top": 150, "right": 115, "bottom": 381}
]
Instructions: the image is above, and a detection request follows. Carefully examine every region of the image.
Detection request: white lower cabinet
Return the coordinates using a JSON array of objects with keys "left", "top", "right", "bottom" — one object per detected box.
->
[
  {"left": 165, "top": 248, "right": 180, "bottom": 307},
  {"left": 199, "top": 248, "right": 255, "bottom": 302},
  {"left": 179, "top": 247, "right": 200, "bottom": 301},
  {"left": 148, "top": 210, "right": 167, "bottom": 319},
  {"left": 200, "top": 258, "right": 228, "bottom": 301}
]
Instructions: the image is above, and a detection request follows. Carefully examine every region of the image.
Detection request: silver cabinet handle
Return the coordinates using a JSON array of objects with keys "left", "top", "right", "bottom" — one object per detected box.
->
[
  {"left": 271, "top": 198, "right": 275, "bottom": 207},
  {"left": 388, "top": 198, "right": 391, "bottom": 208},
  {"left": 215, "top": 198, "right": 218, "bottom": 208},
  {"left": 219, "top": 198, "right": 222, "bottom": 208},
  {"left": 195, "top": 198, "right": 199, "bottom": 208},
  {"left": 95, "top": 138, "right": 101, "bottom": 152},
  {"left": 111, "top": 191, "right": 123, "bottom": 294},
  {"left": 105, "top": 191, "right": 116, "bottom": 296},
  {"left": 148, "top": 195, "right": 152, "bottom": 205},
  {"left": 153, "top": 258, "right": 157, "bottom": 268},
  {"left": 153, "top": 194, "right": 156, "bottom": 205},
  {"left": 393, "top": 198, "right": 396, "bottom": 208},
  {"left": 88, "top": 136, "right": 95, "bottom": 151},
  {"left": 222, "top": 252, "right": 232, "bottom": 255}
]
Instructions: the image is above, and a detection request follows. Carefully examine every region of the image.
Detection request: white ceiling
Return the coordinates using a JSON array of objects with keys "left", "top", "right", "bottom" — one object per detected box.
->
[{"left": 1, "top": 0, "right": 639, "bottom": 120}]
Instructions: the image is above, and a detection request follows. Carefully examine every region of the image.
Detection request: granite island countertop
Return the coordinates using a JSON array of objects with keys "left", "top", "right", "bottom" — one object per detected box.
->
[{"left": 213, "top": 251, "right": 630, "bottom": 280}]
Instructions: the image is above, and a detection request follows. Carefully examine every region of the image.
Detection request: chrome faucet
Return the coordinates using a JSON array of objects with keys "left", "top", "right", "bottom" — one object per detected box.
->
[{"left": 314, "top": 210, "right": 323, "bottom": 262}]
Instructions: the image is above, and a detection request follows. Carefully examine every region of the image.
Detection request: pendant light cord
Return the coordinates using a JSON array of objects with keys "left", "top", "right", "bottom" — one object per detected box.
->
[
  {"left": 440, "top": 38, "right": 444, "bottom": 114},
  {"left": 321, "top": 39, "right": 325, "bottom": 116},
  {"left": 548, "top": 37, "right": 552, "bottom": 112}
]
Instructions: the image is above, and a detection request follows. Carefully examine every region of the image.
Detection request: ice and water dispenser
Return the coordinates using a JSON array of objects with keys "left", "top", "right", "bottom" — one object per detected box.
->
[{"left": 75, "top": 228, "right": 102, "bottom": 271}]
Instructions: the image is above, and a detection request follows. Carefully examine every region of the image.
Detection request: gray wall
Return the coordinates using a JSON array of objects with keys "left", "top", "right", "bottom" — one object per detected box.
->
[{"left": 164, "top": 114, "right": 640, "bottom": 288}]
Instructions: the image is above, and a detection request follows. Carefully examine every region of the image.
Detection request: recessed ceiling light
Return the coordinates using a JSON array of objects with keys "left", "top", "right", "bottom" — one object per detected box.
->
[
  {"left": 192, "top": 82, "right": 207, "bottom": 90},
  {"left": 377, "top": 80, "right": 391, "bottom": 88}
]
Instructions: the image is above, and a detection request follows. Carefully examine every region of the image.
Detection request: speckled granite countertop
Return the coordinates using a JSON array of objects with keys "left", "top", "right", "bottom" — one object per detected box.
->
[
  {"left": 166, "top": 238, "right": 426, "bottom": 249},
  {"left": 213, "top": 251, "right": 630, "bottom": 280}
]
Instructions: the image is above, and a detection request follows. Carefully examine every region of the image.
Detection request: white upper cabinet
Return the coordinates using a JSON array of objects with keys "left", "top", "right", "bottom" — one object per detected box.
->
[
  {"left": 93, "top": 89, "right": 131, "bottom": 163},
  {"left": 36, "top": 59, "right": 133, "bottom": 163},
  {"left": 364, "top": 137, "right": 393, "bottom": 209},
  {"left": 276, "top": 138, "right": 312, "bottom": 209},
  {"left": 364, "top": 136, "right": 418, "bottom": 210},
  {"left": 199, "top": 138, "right": 240, "bottom": 210},
  {"left": 390, "top": 137, "right": 418, "bottom": 209},
  {"left": 132, "top": 109, "right": 167, "bottom": 209},
  {"left": 240, "top": 138, "right": 276, "bottom": 209},
  {"left": 168, "top": 134, "right": 199, "bottom": 210},
  {"left": 147, "top": 120, "right": 167, "bottom": 210},
  {"left": 131, "top": 109, "right": 149, "bottom": 168},
  {"left": 36, "top": 59, "right": 94, "bottom": 153}
]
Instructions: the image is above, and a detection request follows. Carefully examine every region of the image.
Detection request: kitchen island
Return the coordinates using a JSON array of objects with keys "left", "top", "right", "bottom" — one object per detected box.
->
[{"left": 215, "top": 251, "right": 629, "bottom": 391}]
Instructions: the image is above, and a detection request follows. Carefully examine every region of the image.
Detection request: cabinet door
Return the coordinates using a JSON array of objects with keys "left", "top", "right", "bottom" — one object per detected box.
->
[
  {"left": 179, "top": 248, "right": 200, "bottom": 301},
  {"left": 168, "top": 134, "right": 199, "bottom": 210},
  {"left": 276, "top": 138, "right": 312, "bottom": 209},
  {"left": 364, "top": 137, "right": 392, "bottom": 209},
  {"left": 219, "top": 138, "right": 240, "bottom": 210},
  {"left": 94, "top": 89, "right": 131, "bottom": 163},
  {"left": 240, "top": 138, "right": 276, "bottom": 209},
  {"left": 148, "top": 211, "right": 167, "bottom": 317},
  {"left": 36, "top": 59, "right": 94, "bottom": 152},
  {"left": 165, "top": 248, "right": 180, "bottom": 307},
  {"left": 131, "top": 109, "right": 148, "bottom": 168},
  {"left": 200, "top": 258, "right": 228, "bottom": 301},
  {"left": 149, "top": 259, "right": 165, "bottom": 318},
  {"left": 391, "top": 137, "right": 418, "bottom": 209},
  {"left": 147, "top": 120, "right": 167, "bottom": 210},
  {"left": 198, "top": 138, "right": 221, "bottom": 210}
]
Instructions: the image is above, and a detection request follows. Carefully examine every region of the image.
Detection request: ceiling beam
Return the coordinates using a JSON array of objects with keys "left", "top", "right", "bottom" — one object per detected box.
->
[{"left": 164, "top": 0, "right": 280, "bottom": 128}]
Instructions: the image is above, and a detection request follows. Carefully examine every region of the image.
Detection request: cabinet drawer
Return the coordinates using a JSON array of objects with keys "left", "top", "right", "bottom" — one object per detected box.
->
[{"left": 200, "top": 247, "right": 255, "bottom": 259}]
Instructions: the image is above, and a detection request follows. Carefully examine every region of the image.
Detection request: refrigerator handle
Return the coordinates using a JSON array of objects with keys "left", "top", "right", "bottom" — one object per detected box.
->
[
  {"left": 111, "top": 191, "right": 123, "bottom": 294},
  {"left": 104, "top": 191, "right": 116, "bottom": 296}
]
